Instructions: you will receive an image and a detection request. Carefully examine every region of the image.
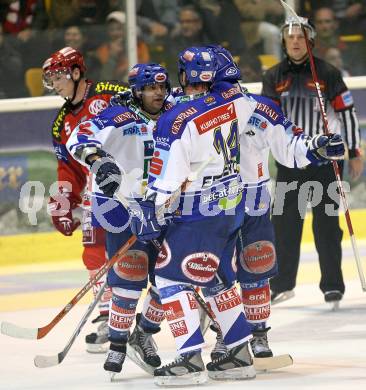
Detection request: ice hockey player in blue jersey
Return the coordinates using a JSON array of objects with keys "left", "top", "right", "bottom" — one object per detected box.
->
[
  {"left": 205, "top": 45, "right": 345, "bottom": 361},
  {"left": 129, "top": 46, "right": 260, "bottom": 386},
  {"left": 67, "top": 63, "right": 173, "bottom": 378}
]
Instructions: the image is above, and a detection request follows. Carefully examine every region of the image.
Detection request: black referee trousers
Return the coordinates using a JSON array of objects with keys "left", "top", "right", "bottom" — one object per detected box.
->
[{"left": 270, "top": 161, "right": 345, "bottom": 295}]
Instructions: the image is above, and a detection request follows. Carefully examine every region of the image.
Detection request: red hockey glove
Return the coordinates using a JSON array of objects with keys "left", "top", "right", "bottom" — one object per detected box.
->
[{"left": 48, "top": 189, "right": 81, "bottom": 236}]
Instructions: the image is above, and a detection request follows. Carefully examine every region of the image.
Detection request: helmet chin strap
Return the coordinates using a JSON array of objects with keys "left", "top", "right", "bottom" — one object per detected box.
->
[{"left": 65, "top": 73, "right": 80, "bottom": 104}]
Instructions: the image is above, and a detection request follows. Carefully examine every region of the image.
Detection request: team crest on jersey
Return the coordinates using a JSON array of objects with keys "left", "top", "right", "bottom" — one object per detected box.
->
[
  {"left": 204, "top": 95, "right": 216, "bottom": 105},
  {"left": 88, "top": 99, "right": 108, "bottom": 115},
  {"left": 181, "top": 252, "right": 219, "bottom": 283}
]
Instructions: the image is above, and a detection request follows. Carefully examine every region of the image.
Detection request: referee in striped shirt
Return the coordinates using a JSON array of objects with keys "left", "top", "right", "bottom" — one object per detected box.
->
[{"left": 262, "top": 17, "right": 363, "bottom": 305}]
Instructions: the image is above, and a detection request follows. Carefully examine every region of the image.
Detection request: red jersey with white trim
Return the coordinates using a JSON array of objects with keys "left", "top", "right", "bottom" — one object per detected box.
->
[{"left": 51, "top": 80, "right": 128, "bottom": 206}]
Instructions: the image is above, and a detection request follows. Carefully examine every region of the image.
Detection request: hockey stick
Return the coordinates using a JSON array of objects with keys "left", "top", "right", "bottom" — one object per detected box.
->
[
  {"left": 280, "top": 0, "right": 366, "bottom": 292},
  {"left": 0, "top": 158, "right": 212, "bottom": 340},
  {"left": 34, "top": 281, "right": 107, "bottom": 368}
]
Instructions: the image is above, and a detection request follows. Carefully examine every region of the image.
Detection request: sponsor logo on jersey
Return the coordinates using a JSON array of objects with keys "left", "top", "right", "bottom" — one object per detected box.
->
[
  {"left": 341, "top": 90, "right": 353, "bottom": 106},
  {"left": 275, "top": 78, "right": 292, "bottom": 93},
  {"left": 255, "top": 103, "right": 279, "bottom": 122},
  {"left": 248, "top": 114, "right": 268, "bottom": 131},
  {"left": 258, "top": 162, "right": 263, "bottom": 178},
  {"left": 194, "top": 102, "right": 236, "bottom": 134},
  {"left": 163, "top": 300, "right": 184, "bottom": 321},
  {"left": 122, "top": 124, "right": 148, "bottom": 136},
  {"left": 169, "top": 320, "right": 188, "bottom": 337},
  {"left": 187, "top": 293, "right": 198, "bottom": 310},
  {"left": 181, "top": 252, "right": 219, "bottom": 283},
  {"left": 214, "top": 286, "right": 241, "bottom": 312},
  {"left": 171, "top": 107, "right": 198, "bottom": 134},
  {"left": 221, "top": 86, "right": 241, "bottom": 99},
  {"left": 245, "top": 129, "right": 255, "bottom": 136},
  {"left": 305, "top": 78, "right": 325, "bottom": 92},
  {"left": 52, "top": 106, "right": 68, "bottom": 141},
  {"left": 149, "top": 151, "right": 164, "bottom": 175},
  {"left": 113, "top": 250, "right": 148, "bottom": 281},
  {"left": 88, "top": 99, "right": 108, "bottom": 115},
  {"left": 155, "top": 136, "right": 170, "bottom": 150},
  {"left": 240, "top": 240, "right": 276, "bottom": 274},
  {"left": 94, "top": 81, "right": 128, "bottom": 94},
  {"left": 155, "top": 240, "right": 171, "bottom": 269},
  {"left": 113, "top": 111, "right": 139, "bottom": 124}
]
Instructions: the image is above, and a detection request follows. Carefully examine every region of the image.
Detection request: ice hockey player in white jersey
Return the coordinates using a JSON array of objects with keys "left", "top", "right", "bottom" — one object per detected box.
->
[
  {"left": 205, "top": 45, "right": 345, "bottom": 361},
  {"left": 67, "top": 63, "right": 173, "bottom": 377},
  {"left": 129, "top": 46, "right": 261, "bottom": 386}
]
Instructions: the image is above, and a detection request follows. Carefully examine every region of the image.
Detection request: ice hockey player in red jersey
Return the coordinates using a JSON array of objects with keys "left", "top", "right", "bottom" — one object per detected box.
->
[{"left": 42, "top": 46, "right": 128, "bottom": 353}]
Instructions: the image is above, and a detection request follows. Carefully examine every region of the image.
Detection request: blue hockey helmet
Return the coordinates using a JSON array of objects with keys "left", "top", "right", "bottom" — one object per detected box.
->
[
  {"left": 207, "top": 45, "right": 241, "bottom": 82},
  {"left": 128, "top": 63, "right": 170, "bottom": 92},
  {"left": 178, "top": 46, "right": 217, "bottom": 85}
]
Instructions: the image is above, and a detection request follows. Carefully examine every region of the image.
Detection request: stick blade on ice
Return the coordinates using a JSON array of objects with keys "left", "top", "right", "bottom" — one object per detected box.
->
[
  {"left": 1, "top": 321, "right": 38, "bottom": 339},
  {"left": 254, "top": 354, "right": 293, "bottom": 371},
  {"left": 34, "top": 354, "right": 62, "bottom": 368}
]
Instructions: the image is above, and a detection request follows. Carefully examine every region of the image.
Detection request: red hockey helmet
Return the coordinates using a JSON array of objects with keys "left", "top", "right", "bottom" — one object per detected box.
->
[{"left": 42, "top": 47, "right": 86, "bottom": 89}]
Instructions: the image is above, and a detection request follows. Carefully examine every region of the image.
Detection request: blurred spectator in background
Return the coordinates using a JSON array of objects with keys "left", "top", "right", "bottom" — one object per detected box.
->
[
  {"left": 313, "top": 7, "right": 344, "bottom": 58},
  {"left": 233, "top": 0, "right": 283, "bottom": 60},
  {"left": 187, "top": 0, "right": 247, "bottom": 57},
  {"left": 313, "top": 7, "right": 366, "bottom": 75},
  {"left": 63, "top": 25, "right": 102, "bottom": 80},
  {"left": 0, "top": 24, "right": 26, "bottom": 98},
  {"left": 136, "top": 0, "right": 178, "bottom": 43},
  {"left": 95, "top": 11, "right": 149, "bottom": 82},
  {"left": 299, "top": 0, "right": 365, "bottom": 35},
  {"left": 239, "top": 55, "right": 263, "bottom": 83},
  {"left": 324, "top": 47, "right": 351, "bottom": 76}
]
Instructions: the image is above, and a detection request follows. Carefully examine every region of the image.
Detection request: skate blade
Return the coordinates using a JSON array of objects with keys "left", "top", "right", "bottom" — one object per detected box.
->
[
  {"left": 154, "top": 371, "right": 207, "bottom": 386},
  {"left": 126, "top": 344, "right": 155, "bottom": 375},
  {"left": 271, "top": 291, "right": 295, "bottom": 305},
  {"left": 254, "top": 354, "right": 293, "bottom": 371},
  {"left": 329, "top": 301, "right": 340, "bottom": 311},
  {"left": 86, "top": 342, "right": 109, "bottom": 354},
  {"left": 208, "top": 365, "right": 256, "bottom": 380}
]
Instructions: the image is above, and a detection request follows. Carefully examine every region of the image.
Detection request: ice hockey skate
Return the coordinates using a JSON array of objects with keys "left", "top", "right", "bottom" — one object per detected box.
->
[
  {"left": 127, "top": 314, "right": 161, "bottom": 375},
  {"left": 251, "top": 327, "right": 273, "bottom": 358},
  {"left": 154, "top": 351, "right": 207, "bottom": 386},
  {"left": 324, "top": 290, "right": 343, "bottom": 311},
  {"left": 103, "top": 343, "right": 127, "bottom": 381},
  {"left": 271, "top": 290, "right": 295, "bottom": 305},
  {"left": 85, "top": 314, "right": 109, "bottom": 353},
  {"left": 206, "top": 341, "right": 256, "bottom": 380}
]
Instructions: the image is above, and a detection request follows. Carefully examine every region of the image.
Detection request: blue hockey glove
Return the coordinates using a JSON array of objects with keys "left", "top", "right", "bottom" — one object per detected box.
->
[
  {"left": 109, "top": 90, "right": 132, "bottom": 107},
  {"left": 90, "top": 154, "right": 121, "bottom": 198},
  {"left": 307, "top": 134, "right": 345, "bottom": 164},
  {"left": 129, "top": 199, "right": 161, "bottom": 242}
]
